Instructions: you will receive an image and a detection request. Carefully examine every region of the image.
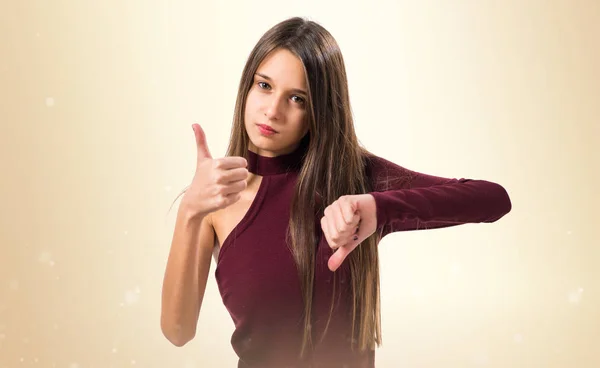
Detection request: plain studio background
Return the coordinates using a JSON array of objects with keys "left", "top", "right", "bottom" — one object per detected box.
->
[{"left": 1, "top": 1, "right": 598, "bottom": 367}]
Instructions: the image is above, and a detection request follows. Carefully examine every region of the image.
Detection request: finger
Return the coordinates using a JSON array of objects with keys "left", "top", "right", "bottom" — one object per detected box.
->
[
  {"left": 341, "top": 196, "right": 359, "bottom": 219},
  {"left": 328, "top": 245, "right": 352, "bottom": 272},
  {"left": 331, "top": 203, "right": 347, "bottom": 235},
  {"left": 214, "top": 157, "right": 248, "bottom": 171},
  {"left": 339, "top": 231, "right": 362, "bottom": 250},
  {"left": 342, "top": 197, "right": 361, "bottom": 229},
  {"left": 320, "top": 216, "right": 338, "bottom": 249},
  {"left": 333, "top": 201, "right": 360, "bottom": 237},
  {"left": 193, "top": 123, "right": 212, "bottom": 162},
  {"left": 217, "top": 192, "right": 242, "bottom": 209},
  {"left": 217, "top": 167, "right": 249, "bottom": 184},
  {"left": 227, "top": 192, "right": 242, "bottom": 205},
  {"left": 322, "top": 207, "right": 337, "bottom": 244},
  {"left": 220, "top": 179, "right": 247, "bottom": 196},
  {"left": 325, "top": 211, "right": 345, "bottom": 249}
]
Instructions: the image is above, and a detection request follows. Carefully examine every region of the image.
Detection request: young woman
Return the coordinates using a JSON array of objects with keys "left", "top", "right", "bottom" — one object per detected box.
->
[{"left": 161, "top": 16, "right": 512, "bottom": 368}]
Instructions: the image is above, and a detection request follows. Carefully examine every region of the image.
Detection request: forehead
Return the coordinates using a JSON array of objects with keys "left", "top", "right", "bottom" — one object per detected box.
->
[{"left": 256, "top": 48, "right": 307, "bottom": 89}]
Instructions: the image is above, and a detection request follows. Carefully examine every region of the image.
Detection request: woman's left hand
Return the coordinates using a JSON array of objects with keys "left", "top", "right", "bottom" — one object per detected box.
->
[{"left": 320, "top": 194, "right": 378, "bottom": 272}]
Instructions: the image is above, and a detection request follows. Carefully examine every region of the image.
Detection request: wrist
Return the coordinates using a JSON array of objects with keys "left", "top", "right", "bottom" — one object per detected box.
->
[{"left": 178, "top": 201, "right": 207, "bottom": 224}]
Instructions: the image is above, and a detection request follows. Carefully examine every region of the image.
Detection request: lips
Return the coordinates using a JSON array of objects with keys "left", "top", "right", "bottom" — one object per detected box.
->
[{"left": 257, "top": 124, "right": 277, "bottom": 133}]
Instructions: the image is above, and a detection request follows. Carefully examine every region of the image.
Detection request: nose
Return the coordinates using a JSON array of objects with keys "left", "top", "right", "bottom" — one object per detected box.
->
[{"left": 264, "top": 95, "right": 285, "bottom": 120}]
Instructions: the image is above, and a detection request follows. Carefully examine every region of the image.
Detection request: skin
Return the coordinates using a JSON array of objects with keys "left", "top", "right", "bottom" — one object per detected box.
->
[
  {"left": 161, "top": 48, "right": 379, "bottom": 348},
  {"left": 244, "top": 48, "right": 310, "bottom": 158},
  {"left": 243, "top": 47, "right": 378, "bottom": 272}
]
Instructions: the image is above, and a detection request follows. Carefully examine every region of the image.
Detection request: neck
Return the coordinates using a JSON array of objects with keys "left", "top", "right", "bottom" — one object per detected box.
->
[{"left": 246, "top": 138, "right": 309, "bottom": 176}]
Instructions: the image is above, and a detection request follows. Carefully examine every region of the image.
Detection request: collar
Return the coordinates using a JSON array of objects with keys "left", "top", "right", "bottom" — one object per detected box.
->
[{"left": 247, "top": 135, "right": 309, "bottom": 176}]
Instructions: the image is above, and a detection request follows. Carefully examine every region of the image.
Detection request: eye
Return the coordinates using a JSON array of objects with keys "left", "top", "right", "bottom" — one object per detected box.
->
[
  {"left": 291, "top": 95, "right": 305, "bottom": 104},
  {"left": 257, "top": 81, "right": 271, "bottom": 90}
]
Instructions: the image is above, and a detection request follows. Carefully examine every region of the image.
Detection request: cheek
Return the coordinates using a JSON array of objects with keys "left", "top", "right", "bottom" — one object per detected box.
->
[
  {"left": 244, "top": 94, "right": 258, "bottom": 124},
  {"left": 245, "top": 91, "right": 261, "bottom": 111},
  {"left": 294, "top": 112, "right": 309, "bottom": 132}
]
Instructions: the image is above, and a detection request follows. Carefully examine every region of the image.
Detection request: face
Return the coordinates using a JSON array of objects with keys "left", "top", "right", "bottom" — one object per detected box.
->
[{"left": 244, "top": 48, "right": 310, "bottom": 157}]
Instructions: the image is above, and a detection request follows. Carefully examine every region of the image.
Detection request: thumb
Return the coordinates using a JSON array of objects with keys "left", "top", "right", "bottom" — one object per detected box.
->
[
  {"left": 192, "top": 123, "right": 212, "bottom": 162},
  {"left": 328, "top": 246, "right": 351, "bottom": 272}
]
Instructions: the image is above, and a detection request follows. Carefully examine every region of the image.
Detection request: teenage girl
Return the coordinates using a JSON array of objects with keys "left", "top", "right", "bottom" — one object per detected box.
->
[{"left": 161, "top": 16, "right": 512, "bottom": 368}]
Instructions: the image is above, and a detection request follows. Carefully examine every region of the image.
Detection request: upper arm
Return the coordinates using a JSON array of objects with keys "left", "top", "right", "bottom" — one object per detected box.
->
[
  {"left": 161, "top": 210, "right": 217, "bottom": 344},
  {"left": 192, "top": 213, "right": 218, "bottom": 326},
  {"left": 198, "top": 213, "right": 216, "bottom": 270},
  {"left": 204, "top": 213, "right": 221, "bottom": 263},
  {"left": 366, "top": 154, "right": 457, "bottom": 191}
]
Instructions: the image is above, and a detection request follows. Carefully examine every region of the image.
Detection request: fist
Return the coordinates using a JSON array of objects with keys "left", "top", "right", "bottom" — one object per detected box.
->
[
  {"left": 182, "top": 123, "right": 249, "bottom": 216},
  {"left": 320, "top": 194, "right": 378, "bottom": 272}
]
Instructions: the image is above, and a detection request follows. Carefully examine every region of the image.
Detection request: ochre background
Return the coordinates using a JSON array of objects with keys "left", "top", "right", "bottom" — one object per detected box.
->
[{"left": 1, "top": 1, "right": 598, "bottom": 367}]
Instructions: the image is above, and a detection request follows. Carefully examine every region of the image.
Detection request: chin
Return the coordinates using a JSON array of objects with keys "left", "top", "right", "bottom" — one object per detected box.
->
[
  {"left": 248, "top": 135, "right": 271, "bottom": 150},
  {"left": 249, "top": 138, "right": 290, "bottom": 157},
  {"left": 252, "top": 140, "right": 278, "bottom": 152}
]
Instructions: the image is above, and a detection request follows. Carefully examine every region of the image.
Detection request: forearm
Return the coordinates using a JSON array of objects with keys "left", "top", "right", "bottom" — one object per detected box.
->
[
  {"left": 371, "top": 178, "right": 512, "bottom": 235},
  {"left": 160, "top": 205, "right": 210, "bottom": 346}
]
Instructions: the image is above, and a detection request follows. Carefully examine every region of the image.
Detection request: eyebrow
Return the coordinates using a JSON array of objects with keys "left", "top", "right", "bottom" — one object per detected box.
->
[{"left": 255, "top": 73, "right": 307, "bottom": 96}]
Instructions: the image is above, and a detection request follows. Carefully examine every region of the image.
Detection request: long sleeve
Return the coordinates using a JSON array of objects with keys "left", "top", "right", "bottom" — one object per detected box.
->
[{"left": 365, "top": 154, "right": 512, "bottom": 238}]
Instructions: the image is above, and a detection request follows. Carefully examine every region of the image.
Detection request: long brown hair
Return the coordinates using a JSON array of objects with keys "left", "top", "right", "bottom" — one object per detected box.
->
[{"left": 172, "top": 16, "right": 383, "bottom": 357}]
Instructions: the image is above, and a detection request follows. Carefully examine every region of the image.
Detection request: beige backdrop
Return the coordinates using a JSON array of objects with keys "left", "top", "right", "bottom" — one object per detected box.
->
[{"left": 1, "top": 0, "right": 599, "bottom": 367}]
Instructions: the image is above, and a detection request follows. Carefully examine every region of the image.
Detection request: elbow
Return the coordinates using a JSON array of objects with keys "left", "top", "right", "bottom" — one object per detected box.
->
[
  {"left": 161, "top": 319, "right": 195, "bottom": 347},
  {"left": 166, "top": 333, "right": 193, "bottom": 347},
  {"left": 499, "top": 184, "right": 512, "bottom": 216},
  {"left": 488, "top": 183, "right": 512, "bottom": 222}
]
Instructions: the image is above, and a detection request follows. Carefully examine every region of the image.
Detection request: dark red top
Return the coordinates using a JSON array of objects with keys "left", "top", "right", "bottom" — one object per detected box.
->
[{"left": 214, "top": 140, "right": 512, "bottom": 367}]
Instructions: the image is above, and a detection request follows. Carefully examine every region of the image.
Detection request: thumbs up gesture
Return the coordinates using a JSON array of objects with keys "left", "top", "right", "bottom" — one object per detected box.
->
[{"left": 181, "top": 124, "right": 250, "bottom": 217}]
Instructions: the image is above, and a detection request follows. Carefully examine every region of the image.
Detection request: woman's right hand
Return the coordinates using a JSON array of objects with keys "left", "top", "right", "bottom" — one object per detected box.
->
[{"left": 181, "top": 123, "right": 249, "bottom": 217}]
